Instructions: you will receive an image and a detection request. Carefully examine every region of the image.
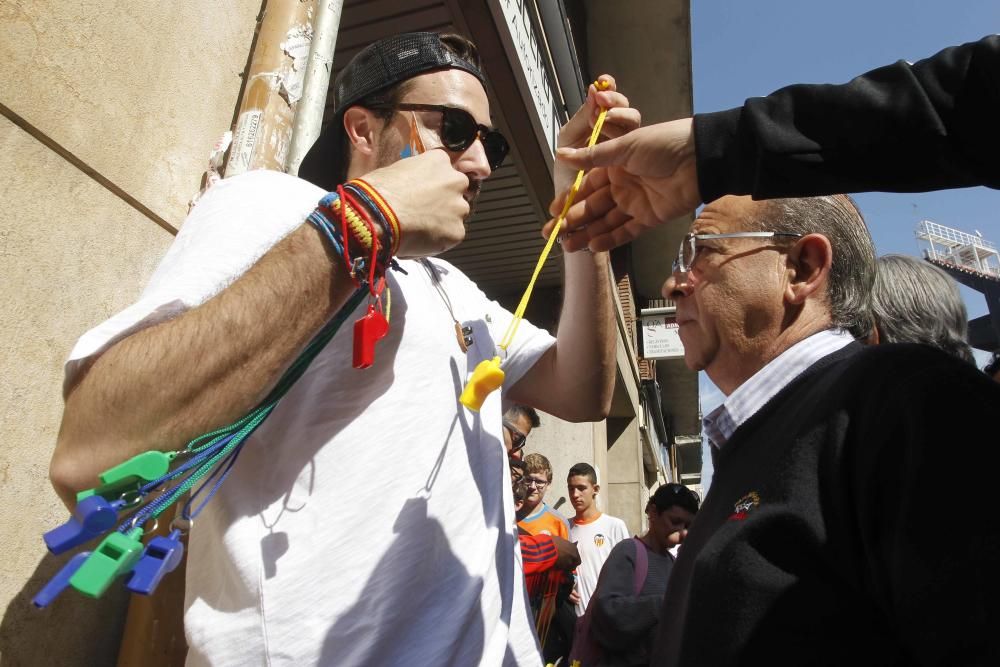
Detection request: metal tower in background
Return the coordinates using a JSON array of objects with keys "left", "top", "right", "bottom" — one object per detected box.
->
[{"left": 916, "top": 220, "right": 1000, "bottom": 353}]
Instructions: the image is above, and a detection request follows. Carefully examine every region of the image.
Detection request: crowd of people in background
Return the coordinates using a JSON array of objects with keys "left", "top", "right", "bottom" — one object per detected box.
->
[{"left": 504, "top": 405, "right": 703, "bottom": 667}]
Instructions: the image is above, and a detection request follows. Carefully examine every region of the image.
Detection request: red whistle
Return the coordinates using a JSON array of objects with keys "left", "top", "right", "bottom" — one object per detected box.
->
[{"left": 353, "top": 304, "right": 389, "bottom": 369}]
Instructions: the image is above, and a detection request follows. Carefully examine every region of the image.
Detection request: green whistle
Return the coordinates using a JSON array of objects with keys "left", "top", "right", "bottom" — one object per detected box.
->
[
  {"left": 69, "top": 528, "right": 145, "bottom": 598},
  {"left": 76, "top": 451, "right": 174, "bottom": 502}
]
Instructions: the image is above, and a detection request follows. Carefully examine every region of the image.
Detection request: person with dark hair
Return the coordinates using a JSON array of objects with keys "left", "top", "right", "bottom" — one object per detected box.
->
[
  {"left": 574, "top": 484, "right": 699, "bottom": 667},
  {"left": 52, "top": 31, "right": 637, "bottom": 665},
  {"left": 567, "top": 462, "right": 628, "bottom": 618},
  {"left": 504, "top": 404, "right": 540, "bottom": 461},
  {"left": 546, "top": 35, "right": 1000, "bottom": 253},
  {"left": 868, "top": 254, "right": 974, "bottom": 363},
  {"left": 641, "top": 191, "right": 1000, "bottom": 666}
]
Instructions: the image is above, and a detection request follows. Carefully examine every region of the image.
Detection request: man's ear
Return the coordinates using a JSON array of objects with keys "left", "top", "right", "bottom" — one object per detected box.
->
[
  {"left": 785, "top": 233, "right": 832, "bottom": 306},
  {"left": 343, "top": 106, "right": 380, "bottom": 158},
  {"left": 593, "top": 483, "right": 600, "bottom": 496}
]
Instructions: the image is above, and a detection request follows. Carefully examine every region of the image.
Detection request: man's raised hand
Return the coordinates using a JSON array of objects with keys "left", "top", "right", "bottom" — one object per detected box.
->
[
  {"left": 545, "top": 118, "right": 703, "bottom": 252},
  {"left": 362, "top": 149, "right": 473, "bottom": 258}
]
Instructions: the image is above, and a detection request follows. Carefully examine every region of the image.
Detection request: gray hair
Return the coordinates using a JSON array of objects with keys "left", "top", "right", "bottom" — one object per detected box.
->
[
  {"left": 748, "top": 195, "right": 876, "bottom": 338},
  {"left": 871, "top": 254, "right": 973, "bottom": 364}
]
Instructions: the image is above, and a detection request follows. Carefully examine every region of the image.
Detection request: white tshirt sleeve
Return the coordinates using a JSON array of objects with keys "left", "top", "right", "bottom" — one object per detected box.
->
[{"left": 64, "top": 171, "right": 326, "bottom": 391}]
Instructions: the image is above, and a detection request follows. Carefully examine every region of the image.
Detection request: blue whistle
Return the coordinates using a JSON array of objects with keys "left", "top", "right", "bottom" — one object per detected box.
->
[
  {"left": 43, "top": 495, "right": 121, "bottom": 555},
  {"left": 126, "top": 529, "right": 185, "bottom": 596},
  {"left": 32, "top": 551, "right": 91, "bottom": 608}
]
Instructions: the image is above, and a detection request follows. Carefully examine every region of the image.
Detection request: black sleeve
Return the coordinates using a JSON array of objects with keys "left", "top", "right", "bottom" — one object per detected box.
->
[
  {"left": 694, "top": 34, "right": 1000, "bottom": 202},
  {"left": 589, "top": 540, "right": 662, "bottom": 652}
]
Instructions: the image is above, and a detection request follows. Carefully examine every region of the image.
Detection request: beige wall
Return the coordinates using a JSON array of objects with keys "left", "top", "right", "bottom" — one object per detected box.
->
[{"left": 0, "top": 2, "right": 259, "bottom": 663}]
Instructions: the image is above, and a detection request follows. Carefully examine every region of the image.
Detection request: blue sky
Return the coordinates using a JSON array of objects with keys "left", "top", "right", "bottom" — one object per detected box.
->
[{"left": 690, "top": 2, "right": 999, "bottom": 488}]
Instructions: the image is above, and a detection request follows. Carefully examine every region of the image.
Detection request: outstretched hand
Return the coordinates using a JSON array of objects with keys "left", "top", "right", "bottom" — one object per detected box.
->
[{"left": 543, "top": 118, "right": 703, "bottom": 252}]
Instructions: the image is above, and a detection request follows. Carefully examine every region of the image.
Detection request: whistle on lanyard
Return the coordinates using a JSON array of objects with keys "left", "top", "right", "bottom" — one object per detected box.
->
[
  {"left": 126, "top": 529, "right": 185, "bottom": 596},
  {"left": 69, "top": 528, "right": 146, "bottom": 599},
  {"left": 76, "top": 450, "right": 174, "bottom": 503},
  {"left": 43, "top": 494, "right": 125, "bottom": 555},
  {"left": 459, "top": 356, "right": 505, "bottom": 412}
]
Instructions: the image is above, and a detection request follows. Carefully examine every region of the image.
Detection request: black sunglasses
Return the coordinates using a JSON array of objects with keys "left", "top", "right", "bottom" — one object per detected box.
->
[
  {"left": 370, "top": 102, "right": 509, "bottom": 172},
  {"left": 503, "top": 419, "right": 527, "bottom": 453}
]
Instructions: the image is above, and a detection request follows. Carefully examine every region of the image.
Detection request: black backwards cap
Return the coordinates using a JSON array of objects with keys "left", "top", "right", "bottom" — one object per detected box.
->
[{"left": 298, "top": 32, "right": 487, "bottom": 190}]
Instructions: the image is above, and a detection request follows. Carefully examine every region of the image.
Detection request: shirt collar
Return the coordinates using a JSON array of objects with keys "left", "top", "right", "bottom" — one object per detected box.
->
[{"left": 703, "top": 329, "right": 854, "bottom": 450}]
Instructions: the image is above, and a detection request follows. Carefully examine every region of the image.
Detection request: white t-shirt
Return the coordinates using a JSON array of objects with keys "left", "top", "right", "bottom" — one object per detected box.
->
[
  {"left": 65, "top": 170, "right": 555, "bottom": 667},
  {"left": 569, "top": 513, "right": 629, "bottom": 616}
]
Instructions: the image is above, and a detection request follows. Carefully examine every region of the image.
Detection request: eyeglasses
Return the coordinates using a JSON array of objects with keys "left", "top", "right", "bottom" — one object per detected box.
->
[
  {"left": 369, "top": 102, "right": 509, "bottom": 172},
  {"left": 672, "top": 232, "right": 803, "bottom": 274},
  {"left": 503, "top": 419, "right": 528, "bottom": 453},
  {"left": 525, "top": 478, "right": 549, "bottom": 489}
]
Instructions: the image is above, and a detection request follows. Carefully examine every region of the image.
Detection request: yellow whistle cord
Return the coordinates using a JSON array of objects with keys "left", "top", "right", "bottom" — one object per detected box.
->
[
  {"left": 497, "top": 98, "right": 609, "bottom": 352},
  {"left": 459, "top": 81, "right": 610, "bottom": 412}
]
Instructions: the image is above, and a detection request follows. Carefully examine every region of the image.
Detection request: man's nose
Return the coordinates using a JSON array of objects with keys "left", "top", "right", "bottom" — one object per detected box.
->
[
  {"left": 459, "top": 138, "right": 492, "bottom": 181},
  {"left": 662, "top": 270, "right": 692, "bottom": 300}
]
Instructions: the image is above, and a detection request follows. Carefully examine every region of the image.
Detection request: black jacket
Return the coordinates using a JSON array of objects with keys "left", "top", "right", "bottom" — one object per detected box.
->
[
  {"left": 694, "top": 35, "right": 1000, "bottom": 202},
  {"left": 651, "top": 343, "right": 1000, "bottom": 666}
]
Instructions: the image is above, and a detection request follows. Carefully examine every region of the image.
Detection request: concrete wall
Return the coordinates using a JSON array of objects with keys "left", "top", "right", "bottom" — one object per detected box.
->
[
  {"left": 0, "top": 2, "right": 260, "bottom": 664},
  {"left": 606, "top": 417, "right": 648, "bottom": 536}
]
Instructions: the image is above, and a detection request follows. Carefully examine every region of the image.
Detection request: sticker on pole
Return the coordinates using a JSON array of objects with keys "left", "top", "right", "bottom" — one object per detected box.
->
[{"left": 229, "top": 110, "right": 263, "bottom": 176}]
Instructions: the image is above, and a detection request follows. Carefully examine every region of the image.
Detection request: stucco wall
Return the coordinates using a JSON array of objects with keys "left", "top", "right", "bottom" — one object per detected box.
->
[{"left": 0, "top": 2, "right": 260, "bottom": 664}]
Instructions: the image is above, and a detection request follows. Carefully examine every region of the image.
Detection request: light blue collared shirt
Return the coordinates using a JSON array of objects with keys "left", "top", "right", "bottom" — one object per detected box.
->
[{"left": 703, "top": 329, "right": 855, "bottom": 450}]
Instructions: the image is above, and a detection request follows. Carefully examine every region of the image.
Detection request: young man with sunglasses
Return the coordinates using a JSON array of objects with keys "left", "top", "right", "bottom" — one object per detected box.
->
[
  {"left": 53, "top": 31, "right": 636, "bottom": 666},
  {"left": 503, "top": 404, "right": 538, "bottom": 462}
]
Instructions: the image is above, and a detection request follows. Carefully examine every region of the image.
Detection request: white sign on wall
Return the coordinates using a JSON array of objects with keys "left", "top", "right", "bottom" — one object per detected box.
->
[
  {"left": 640, "top": 314, "right": 685, "bottom": 360},
  {"left": 493, "top": 0, "right": 561, "bottom": 154}
]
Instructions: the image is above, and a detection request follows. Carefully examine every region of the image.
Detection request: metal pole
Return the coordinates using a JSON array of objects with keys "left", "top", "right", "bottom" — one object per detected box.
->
[
  {"left": 118, "top": 4, "right": 319, "bottom": 664},
  {"left": 286, "top": 0, "right": 344, "bottom": 176},
  {"left": 225, "top": 0, "right": 317, "bottom": 177}
]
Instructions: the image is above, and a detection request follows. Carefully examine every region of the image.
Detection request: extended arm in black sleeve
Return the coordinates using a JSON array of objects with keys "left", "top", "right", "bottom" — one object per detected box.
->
[{"left": 694, "top": 35, "right": 1000, "bottom": 202}]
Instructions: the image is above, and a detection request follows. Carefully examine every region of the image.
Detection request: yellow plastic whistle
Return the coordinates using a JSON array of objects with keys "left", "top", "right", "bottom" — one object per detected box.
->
[{"left": 459, "top": 356, "right": 505, "bottom": 411}]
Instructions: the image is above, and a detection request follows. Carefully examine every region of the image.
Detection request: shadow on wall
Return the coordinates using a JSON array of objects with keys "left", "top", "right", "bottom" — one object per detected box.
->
[{"left": 0, "top": 551, "right": 128, "bottom": 666}]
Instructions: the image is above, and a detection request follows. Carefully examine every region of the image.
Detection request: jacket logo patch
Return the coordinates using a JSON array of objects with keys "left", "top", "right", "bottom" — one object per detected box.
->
[
  {"left": 727, "top": 491, "right": 760, "bottom": 521},
  {"left": 593, "top": 533, "right": 606, "bottom": 547}
]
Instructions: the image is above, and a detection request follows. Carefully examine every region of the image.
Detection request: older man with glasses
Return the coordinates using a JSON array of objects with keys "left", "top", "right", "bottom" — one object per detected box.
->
[{"left": 644, "top": 193, "right": 1000, "bottom": 666}]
